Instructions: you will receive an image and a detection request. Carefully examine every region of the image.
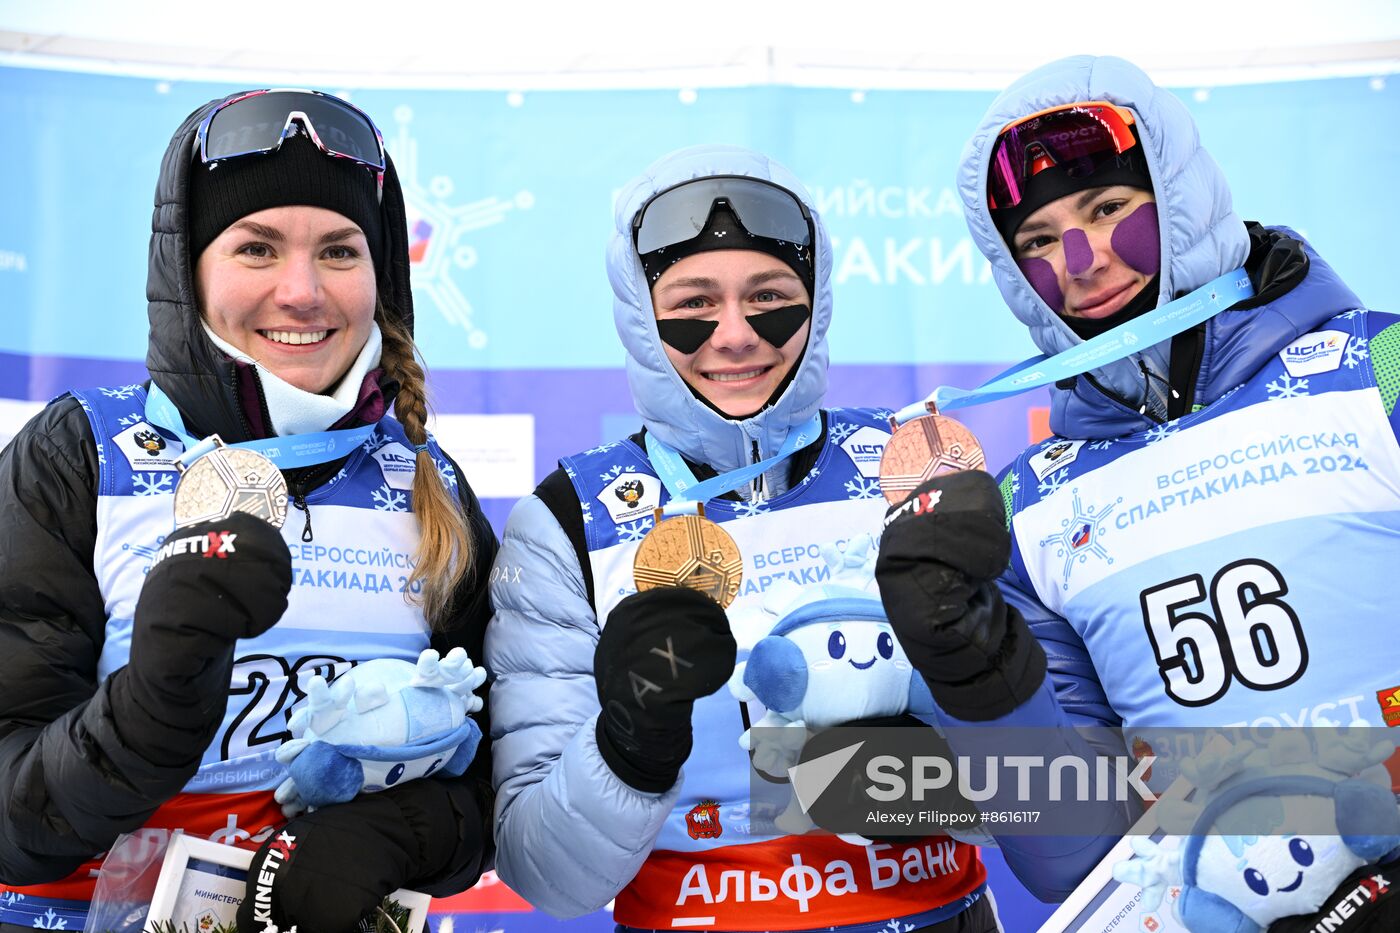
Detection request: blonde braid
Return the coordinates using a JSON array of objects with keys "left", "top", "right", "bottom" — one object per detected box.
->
[{"left": 377, "top": 311, "right": 474, "bottom": 628}]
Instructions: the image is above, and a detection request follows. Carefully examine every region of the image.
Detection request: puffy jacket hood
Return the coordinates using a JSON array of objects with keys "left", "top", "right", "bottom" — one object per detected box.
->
[
  {"left": 958, "top": 56, "right": 1252, "bottom": 432},
  {"left": 145, "top": 94, "right": 415, "bottom": 444},
  {"left": 607, "top": 145, "right": 831, "bottom": 473}
]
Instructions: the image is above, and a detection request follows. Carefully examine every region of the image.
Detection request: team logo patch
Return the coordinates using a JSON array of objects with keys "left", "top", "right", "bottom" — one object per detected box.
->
[
  {"left": 839, "top": 425, "right": 891, "bottom": 479},
  {"left": 685, "top": 800, "right": 722, "bottom": 839},
  {"left": 114, "top": 421, "right": 184, "bottom": 472},
  {"left": 598, "top": 472, "right": 660, "bottom": 525},
  {"left": 1038, "top": 488, "right": 1120, "bottom": 590},
  {"left": 1378, "top": 685, "right": 1400, "bottom": 726},
  {"left": 373, "top": 441, "right": 418, "bottom": 490},
  {"left": 1028, "top": 439, "right": 1084, "bottom": 480},
  {"left": 1279, "top": 329, "right": 1349, "bottom": 377},
  {"left": 1069, "top": 521, "right": 1093, "bottom": 550}
]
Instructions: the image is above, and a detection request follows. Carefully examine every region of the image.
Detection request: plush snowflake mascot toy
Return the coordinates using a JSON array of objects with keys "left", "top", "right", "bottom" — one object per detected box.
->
[
  {"left": 1114, "top": 732, "right": 1400, "bottom": 932},
  {"left": 274, "top": 647, "right": 487, "bottom": 815}
]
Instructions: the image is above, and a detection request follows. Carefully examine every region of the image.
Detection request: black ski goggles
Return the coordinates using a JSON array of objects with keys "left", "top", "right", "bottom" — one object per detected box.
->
[
  {"left": 632, "top": 176, "right": 813, "bottom": 254},
  {"left": 196, "top": 89, "right": 386, "bottom": 201}
]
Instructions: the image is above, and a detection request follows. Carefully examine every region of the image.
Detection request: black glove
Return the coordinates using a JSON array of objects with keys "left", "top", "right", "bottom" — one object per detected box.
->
[
  {"left": 594, "top": 587, "right": 737, "bottom": 792},
  {"left": 875, "top": 471, "right": 1045, "bottom": 721},
  {"left": 236, "top": 778, "right": 487, "bottom": 933},
  {"left": 109, "top": 512, "right": 292, "bottom": 768}
]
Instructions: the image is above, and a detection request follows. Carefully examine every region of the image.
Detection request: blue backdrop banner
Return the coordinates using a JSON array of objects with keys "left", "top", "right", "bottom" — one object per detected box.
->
[{"left": 2, "top": 62, "right": 1397, "bottom": 932}]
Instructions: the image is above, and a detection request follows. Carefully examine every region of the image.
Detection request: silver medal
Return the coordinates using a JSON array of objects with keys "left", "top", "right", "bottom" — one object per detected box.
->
[{"left": 173, "top": 435, "right": 288, "bottom": 529}]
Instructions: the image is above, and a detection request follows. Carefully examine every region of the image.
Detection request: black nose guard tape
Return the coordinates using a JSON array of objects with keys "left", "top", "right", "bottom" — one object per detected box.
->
[{"left": 655, "top": 304, "right": 811, "bottom": 355}]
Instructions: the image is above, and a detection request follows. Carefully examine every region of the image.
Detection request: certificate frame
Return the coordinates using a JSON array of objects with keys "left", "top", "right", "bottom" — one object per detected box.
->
[
  {"left": 145, "top": 834, "right": 431, "bottom": 933},
  {"left": 1034, "top": 737, "right": 1230, "bottom": 933}
]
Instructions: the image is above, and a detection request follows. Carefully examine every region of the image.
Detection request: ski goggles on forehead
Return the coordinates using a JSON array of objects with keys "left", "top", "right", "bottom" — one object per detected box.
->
[
  {"left": 988, "top": 101, "right": 1138, "bottom": 210},
  {"left": 196, "top": 89, "right": 386, "bottom": 199},
  {"left": 632, "top": 175, "right": 813, "bottom": 254}
]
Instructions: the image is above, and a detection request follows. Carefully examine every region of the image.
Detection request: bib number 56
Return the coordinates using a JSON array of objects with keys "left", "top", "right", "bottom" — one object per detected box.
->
[{"left": 1140, "top": 558, "right": 1307, "bottom": 707}]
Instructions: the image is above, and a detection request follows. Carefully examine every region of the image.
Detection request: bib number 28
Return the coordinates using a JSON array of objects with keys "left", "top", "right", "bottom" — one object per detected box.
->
[{"left": 1140, "top": 559, "right": 1307, "bottom": 707}]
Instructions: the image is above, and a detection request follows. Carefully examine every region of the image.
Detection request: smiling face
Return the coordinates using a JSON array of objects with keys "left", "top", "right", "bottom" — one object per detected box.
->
[
  {"left": 651, "top": 250, "right": 811, "bottom": 418},
  {"left": 1010, "top": 185, "right": 1159, "bottom": 321},
  {"left": 1197, "top": 832, "right": 1363, "bottom": 927},
  {"left": 195, "top": 204, "right": 378, "bottom": 395},
  {"left": 786, "top": 620, "right": 912, "bottom": 729}
]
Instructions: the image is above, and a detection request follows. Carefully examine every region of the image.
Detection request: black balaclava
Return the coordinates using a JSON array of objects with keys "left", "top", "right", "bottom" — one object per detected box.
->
[
  {"left": 188, "top": 130, "right": 385, "bottom": 275},
  {"left": 643, "top": 201, "right": 815, "bottom": 419},
  {"left": 991, "top": 124, "right": 1159, "bottom": 341}
]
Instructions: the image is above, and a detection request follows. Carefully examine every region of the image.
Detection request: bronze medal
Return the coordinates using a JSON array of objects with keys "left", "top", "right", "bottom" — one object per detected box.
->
[
  {"left": 878, "top": 405, "right": 986, "bottom": 506},
  {"left": 173, "top": 436, "right": 289, "bottom": 529},
  {"left": 633, "top": 503, "right": 742, "bottom": 608}
]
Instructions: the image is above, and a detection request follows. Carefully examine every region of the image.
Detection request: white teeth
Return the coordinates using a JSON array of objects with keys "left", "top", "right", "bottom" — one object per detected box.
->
[
  {"left": 705, "top": 369, "right": 766, "bottom": 382},
  {"left": 262, "top": 330, "right": 328, "bottom": 346}
]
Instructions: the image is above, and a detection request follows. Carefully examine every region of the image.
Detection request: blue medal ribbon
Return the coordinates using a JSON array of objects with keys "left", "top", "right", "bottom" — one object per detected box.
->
[
  {"left": 645, "top": 413, "right": 823, "bottom": 516},
  {"left": 145, "top": 383, "right": 377, "bottom": 470},
  {"left": 892, "top": 267, "right": 1254, "bottom": 424}
]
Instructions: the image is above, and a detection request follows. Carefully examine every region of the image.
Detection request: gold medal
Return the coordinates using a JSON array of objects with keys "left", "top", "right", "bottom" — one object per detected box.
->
[
  {"left": 173, "top": 435, "right": 289, "bottom": 529},
  {"left": 878, "top": 404, "right": 986, "bottom": 506},
  {"left": 633, "top": 503, "right": 742, "bottom": 608}
]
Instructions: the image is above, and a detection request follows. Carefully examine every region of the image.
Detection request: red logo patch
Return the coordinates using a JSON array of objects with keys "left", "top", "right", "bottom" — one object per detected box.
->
[
  {"left": 1378, "top": 686, "right": 1400, "bottom": 727},
  {"left": 685, "top": 800, "right": 722, "bottom": 840}
]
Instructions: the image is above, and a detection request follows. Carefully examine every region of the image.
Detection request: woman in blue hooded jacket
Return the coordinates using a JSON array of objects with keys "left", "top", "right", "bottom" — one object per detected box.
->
[
  {"left": 487, "top": 145, "right": 998, "bottom": 932},
  {"left": 873, "top": 54, "right": 1400, "bottom": 906}
]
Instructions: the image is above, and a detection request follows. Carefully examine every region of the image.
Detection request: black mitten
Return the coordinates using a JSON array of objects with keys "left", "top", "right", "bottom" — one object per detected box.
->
[
  {"left": 109, "top": 512, "right": 292, "bottom": 767},
  {"left": 594, "top": 587, "right": 737, "bottom": 792},
  {"left": 875, "top": 471, "right": 1045, "bottom": 721},
  {"left": 236, "top": 778, "right": 487, "bottom": 933}
]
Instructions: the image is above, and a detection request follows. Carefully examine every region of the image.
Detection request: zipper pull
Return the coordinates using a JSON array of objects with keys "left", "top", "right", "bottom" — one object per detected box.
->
[
  {"left": 292, "top": 494, "right": 313, "bottom": 542},
  {"left": 750, "top": 439, "right": 764, "bottom": 498}
]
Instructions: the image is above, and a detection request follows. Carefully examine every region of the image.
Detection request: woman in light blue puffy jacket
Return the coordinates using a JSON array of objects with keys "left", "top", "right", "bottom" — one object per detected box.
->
[{"left": 486, "top": 145, "right": 1000, "bottom": 932}]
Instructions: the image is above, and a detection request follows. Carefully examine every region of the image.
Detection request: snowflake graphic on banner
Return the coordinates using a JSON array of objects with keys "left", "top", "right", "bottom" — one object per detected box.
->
[
  {"left": 117, "top": 413, "right": 142, "bottom": 428},
  {"left": 1037, "top": 468, "right": 1068, "bottom": 496},
  {"left": 392, "top": 105, "right": 532, "bottom": 349},
  {"left": 800, "top": 466, "right": 823, "bottom": 487},
  {"left": 1266, "top": 374, "right": 1310, "bottom": 400},
  {"left": 1339, "top": 308, "right": 1366, "bottom": 320},
  {"left": 1144, "top": 422, "right": 1179, "bottom": 445},
  {"left": 733, "top": 496, "right": 771, "bottom": 518},
  {"left": 1039, "top": 489, "right": 1120, "bottom": 589},
  {"left": 371, "top": 484, "right": 408, "bottom": 512},
  {"left": 844, "top": 476, "right": 882, "bottom": 500},
  {"left": 1006, "top": 471, "right": 1021, "bottom": 495},
  {"left": 584, "top": 442, "right": 619, "bottom": 456},
  {"left": 1088, "top": 439, "right": 1113, "bottom": 451},
  {"left": 132, "top": 473, "right": 173, "bottom": 497},
  {"left": 362, "top": 432, "right": 386, "bottom": 454},
  {"left": 99, "top": 385, "right": 141, "bottom": 401},
  {"left": 1343, "top": 336, "right": 1370, "bottom": 369},
  {"left": 617, "top": 517, "right": 654, "bottom": 543},
  {"left": 580, "top": 500, "right": 594, "bottom": 524}
]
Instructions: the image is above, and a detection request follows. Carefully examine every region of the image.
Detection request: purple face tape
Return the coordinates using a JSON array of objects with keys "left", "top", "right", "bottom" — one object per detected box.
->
[
  {"left": 1110, "top": 201, "right": 1161, "bottom": 275},
  {"left": 1062, "top": 228, "right": 1093, "bottom": 276},
  {"left": 1018, "top": 257, "right": 1064, "bottom": 312}
]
